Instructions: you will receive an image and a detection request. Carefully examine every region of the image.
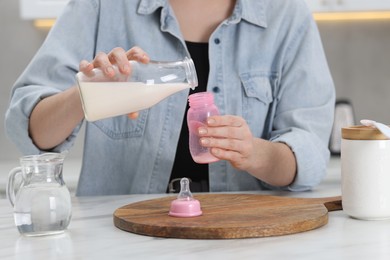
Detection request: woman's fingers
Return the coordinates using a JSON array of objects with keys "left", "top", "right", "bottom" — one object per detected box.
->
[
  {"left": 199, "top": 115, "right": 247, "bottom": 139},
  {"left": 78, "top": 46, "right": 150, "bottom": 78},
  {"left": 197, "top": 115, "right": 255, "bottom": 168},
  {"left": 126, "top": 46, "right": 150, "bottom": 63},
  {"left": 108, "top": 47, "right": 131, "bottom": 75},
  {"left": 127, "top": 112, "right": 139, "bottom": 120},
  {"left": 91, "top": 51, "right": 116, "bottom": 77}
]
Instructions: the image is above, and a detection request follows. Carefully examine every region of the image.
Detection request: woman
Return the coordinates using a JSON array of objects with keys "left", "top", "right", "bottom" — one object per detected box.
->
[{"left": 5, "top": 0, "right": 335, "bottom": 195}]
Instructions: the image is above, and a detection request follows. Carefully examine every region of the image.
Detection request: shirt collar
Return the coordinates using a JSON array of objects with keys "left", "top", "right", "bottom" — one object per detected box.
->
[
  {"left": 237, "top": 0, "right": 267, "bottom": 28},
  {"left": 138, "top": 0, "right": 167, "bottom": 14},
  {"left": 137, "top": 0, "right": 267, "bottom": 28}
]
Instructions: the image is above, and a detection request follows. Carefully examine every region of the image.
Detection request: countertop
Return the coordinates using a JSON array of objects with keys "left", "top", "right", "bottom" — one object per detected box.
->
[{"left": 1, "top": 158, "right": 390, "bottom": 260}]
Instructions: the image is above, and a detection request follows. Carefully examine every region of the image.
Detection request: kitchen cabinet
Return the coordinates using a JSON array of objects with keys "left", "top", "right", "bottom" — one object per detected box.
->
[
  {"left": 19, "top": 0, "right": 69, "bottom": 20},
  {"left": 306, "top": 0, "right": 390, "bottom": 12}
]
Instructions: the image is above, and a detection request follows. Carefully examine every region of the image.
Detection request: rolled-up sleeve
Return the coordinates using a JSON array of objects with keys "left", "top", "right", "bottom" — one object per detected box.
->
[
  {"left": 5, "top": 0, "right": 98, "bottom": 155},
  {"left": 6, "top": 86, "right": 61, "bottom": 154},
  {"left": 269, "top": 14, "right": 335, "bottom": 191}
]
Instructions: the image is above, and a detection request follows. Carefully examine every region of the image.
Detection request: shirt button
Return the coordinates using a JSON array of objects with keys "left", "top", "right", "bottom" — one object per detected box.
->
[
  {"left": 212, "top": 86, "right": 220, "bottom": 93},
  {"left": 214, "top": 38, "right": 221, "bottom": 44}
]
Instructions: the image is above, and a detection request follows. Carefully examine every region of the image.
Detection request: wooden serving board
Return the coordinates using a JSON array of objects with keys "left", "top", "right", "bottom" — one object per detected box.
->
[{"left": 113, "top": 194, "right": 342, "bottom": 239}]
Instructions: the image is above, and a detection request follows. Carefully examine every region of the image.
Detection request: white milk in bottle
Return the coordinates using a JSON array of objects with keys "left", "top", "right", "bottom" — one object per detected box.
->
[
  {"left": 78, "top": 82, "right": 190, "bottom": 121},
  {"left": 76, "top": 58, "right": 198, "bottom": 121}
]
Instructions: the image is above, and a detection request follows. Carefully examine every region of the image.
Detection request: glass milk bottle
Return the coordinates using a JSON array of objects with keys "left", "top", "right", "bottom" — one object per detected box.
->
[
  {"left": 187, "top": 92, "right": 220, "bottom": 164},
  {"left": 76, "top": 57, "right": 198, "bottom": 121}
]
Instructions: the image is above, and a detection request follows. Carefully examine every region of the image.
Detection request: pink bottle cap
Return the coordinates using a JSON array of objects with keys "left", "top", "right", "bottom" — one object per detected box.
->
[{"left": 169, "top": 178, "right": 203, "bottom": 217}]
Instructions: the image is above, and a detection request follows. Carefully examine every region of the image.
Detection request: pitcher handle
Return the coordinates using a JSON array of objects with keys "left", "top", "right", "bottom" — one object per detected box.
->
[{"left": 6, "top": 167, "right": 22, "bottom": 207}]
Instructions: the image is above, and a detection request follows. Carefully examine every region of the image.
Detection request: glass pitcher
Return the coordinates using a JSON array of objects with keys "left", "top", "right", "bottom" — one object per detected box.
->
[{"left": 7, "top": 153, "right": 72, "bottom": 236}]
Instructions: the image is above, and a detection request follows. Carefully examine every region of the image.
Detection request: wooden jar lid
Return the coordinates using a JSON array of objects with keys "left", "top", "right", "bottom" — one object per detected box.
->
[{"left": 342, "top": 125, "right": 388, "bottom": 140}]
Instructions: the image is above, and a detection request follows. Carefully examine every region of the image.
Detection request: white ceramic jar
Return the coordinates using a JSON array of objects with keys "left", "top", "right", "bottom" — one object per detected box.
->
[{"left": 341, "top": 125, "right": 390, "bottom": 220}]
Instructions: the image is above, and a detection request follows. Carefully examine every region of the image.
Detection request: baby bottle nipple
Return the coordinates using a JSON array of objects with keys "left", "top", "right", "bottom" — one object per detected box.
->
[
  {"left": 169, "top": 178, "right": 202, "bottom": 217},
  {"left": 177, "top": 178, "right": 193, "bottom": 200}
]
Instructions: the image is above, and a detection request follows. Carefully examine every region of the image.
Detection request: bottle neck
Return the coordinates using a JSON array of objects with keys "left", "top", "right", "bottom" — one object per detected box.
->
[
  {"left": 188, "top": 92, "right": 214, "bottom": 107},
  {"left": 183, "top": 57, "right": 198, "bottom": 88}
]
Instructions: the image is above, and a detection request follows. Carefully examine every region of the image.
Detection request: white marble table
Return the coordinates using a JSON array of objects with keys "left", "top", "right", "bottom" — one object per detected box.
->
[{"left": 1, "top": 158, "right": 390, "bottom": 260}]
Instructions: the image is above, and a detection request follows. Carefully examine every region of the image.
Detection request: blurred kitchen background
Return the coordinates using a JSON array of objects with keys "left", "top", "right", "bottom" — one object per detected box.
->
[{"left": 1, "top": 0, "right": 390, "bottom": 195}]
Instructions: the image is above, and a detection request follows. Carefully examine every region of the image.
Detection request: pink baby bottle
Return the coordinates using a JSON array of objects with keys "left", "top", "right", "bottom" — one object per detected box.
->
[{"left": 187, "top": 92, "right": 220, "bottom": 164}]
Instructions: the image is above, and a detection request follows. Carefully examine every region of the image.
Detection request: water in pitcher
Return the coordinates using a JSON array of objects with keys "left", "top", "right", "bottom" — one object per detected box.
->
[
  {"left": 78, "top": 81, "right": 190, "bottom": 121},
  {"left": 13, "top": 183, "right": 72, "bottom": 236}
]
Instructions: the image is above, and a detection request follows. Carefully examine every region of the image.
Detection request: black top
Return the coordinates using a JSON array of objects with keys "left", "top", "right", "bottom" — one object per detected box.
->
[{"left": 168, "top": 41, "right": 210, "bottom": 192}]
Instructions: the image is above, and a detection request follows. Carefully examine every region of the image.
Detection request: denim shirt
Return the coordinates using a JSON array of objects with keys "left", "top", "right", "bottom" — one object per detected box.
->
[{"left": 5, "top": 0, "right": 335, "bottom": 195}]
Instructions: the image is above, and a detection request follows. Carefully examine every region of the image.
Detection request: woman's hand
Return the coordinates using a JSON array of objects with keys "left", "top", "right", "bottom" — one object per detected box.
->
[
  {"left": 79, "top": 46, "right": 150, "bottom": 77},
  {"left": 198, "top": 115, "right": 297, "bottom": 187},
  {"left": 78, "top": 46, "right": 150, "bottom": 119},
  {"left": 197, "top": 115, "right": 257, "bottom": 171}
]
